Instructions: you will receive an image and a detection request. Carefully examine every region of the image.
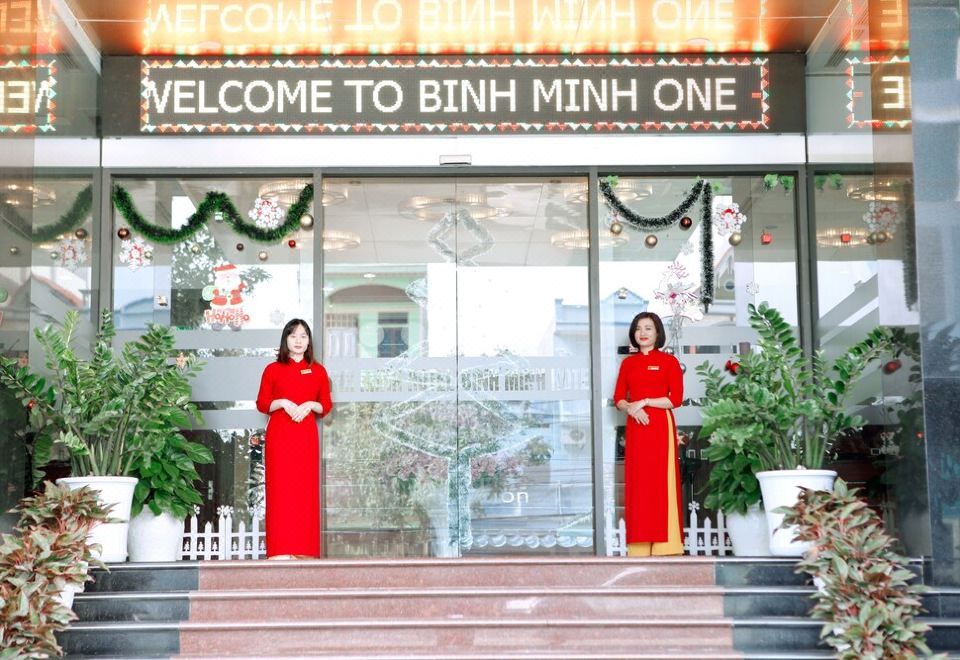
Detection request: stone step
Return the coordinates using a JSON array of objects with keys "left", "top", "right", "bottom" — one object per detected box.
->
[
  {"left": 713, "top": 557, "right": 926, "bottom": 587},
  {"left": 173, "top": 618, "right": 736, "bottom": 656},
  {"left": 732, "top": 616, "right": 960, "bottom": 653},
  {"left": 184, "top": 586, "right": 727, "bottom": 622},
  {"left": 195, "top": 557, "right": 718, "bottom": 591},
  {"left": 72, "top": 584, "right": 960, "bottom": 624},
  {"left": 73, "top": 591, "right": 191, "bottom": 623},
  {"left": 60, "top": 621, "right": 180, "bottom": 657},
  {"left": 87, "top": 562, "right": 199, "bottom": 593},
  {"left": 61, "top": 618, "right": 737, "bottom": 657}
]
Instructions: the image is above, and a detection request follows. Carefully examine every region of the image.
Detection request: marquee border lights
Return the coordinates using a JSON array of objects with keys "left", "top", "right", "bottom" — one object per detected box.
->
[
  {"left": 845, "top": 54, "right": 911, "bottom": 130},
  {"left": 600, "top": 176, "right": 714, "bottom": 311},
  {"left": 0, "top": 59, "right": 57, "bottom": 134},
  {"left": 112, "top": 184, "right": 313, "bottom": 244},
  {"left": 140, "top": 55, "right": 770, "bottom": 135}
]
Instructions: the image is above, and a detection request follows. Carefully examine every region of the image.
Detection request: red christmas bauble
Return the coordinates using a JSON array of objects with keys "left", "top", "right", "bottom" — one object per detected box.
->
[
  {"left": 679, "top": 216, "right": 693, "bottom": 230},
  {"left": 288, "top": 239, "right": 297, "bottom": 248},
  {"left": 27, "top": 399, "right": 36, "bottom": 409},
  {"left": 883, "top": 359, "right": 902, "bottom": 374},
  {"left": 760, "top": 231, "right": 773, "bottom": 245},
  {"left": 724, "top": 359, "right": 741, "bottom": 375},
  {"left": 117, "top": 228, "right": 130, "bottom": 240}
]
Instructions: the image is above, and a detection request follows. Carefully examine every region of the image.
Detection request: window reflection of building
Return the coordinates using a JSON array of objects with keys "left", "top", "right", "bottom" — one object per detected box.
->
[{"left": 377, "top": 312, "right": 409, "bottom": 358}]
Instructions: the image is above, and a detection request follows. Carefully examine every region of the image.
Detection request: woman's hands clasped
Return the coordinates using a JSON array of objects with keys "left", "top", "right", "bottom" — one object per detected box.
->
[
  {"left": 625, "top": 399, "right": 650, "bottom": 425},
  {"left": 279, "top": 400, "right": 322, "bottom": 423}
]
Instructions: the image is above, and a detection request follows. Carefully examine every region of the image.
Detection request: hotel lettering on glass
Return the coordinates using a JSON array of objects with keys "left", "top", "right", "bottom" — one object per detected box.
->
[{"left": 103, "top": 54, "right": 805, "bottom": 135}]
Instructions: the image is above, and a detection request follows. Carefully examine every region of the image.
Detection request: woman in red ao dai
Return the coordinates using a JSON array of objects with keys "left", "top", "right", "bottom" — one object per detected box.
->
[{"left": 613, "top": 312, "right": 685, "bottom": 556}]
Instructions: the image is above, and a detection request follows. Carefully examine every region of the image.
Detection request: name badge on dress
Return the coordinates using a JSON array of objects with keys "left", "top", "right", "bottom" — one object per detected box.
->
[
  {"left": 647, "top": 365, "right": 660, "bottom": 371},
  {"left": 300, "top": 368, "right": 313, "bottom": 374}
]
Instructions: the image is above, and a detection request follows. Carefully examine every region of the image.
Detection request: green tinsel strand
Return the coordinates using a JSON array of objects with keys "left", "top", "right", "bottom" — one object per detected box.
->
[
  {"left": 700, "top": 184, "right": 714, "bottom": 312},
  {"left": 112, "top": 184, "right": 314, "bottom": 244},
  {"left": 0, "top": 185, "right": 93, "bottom": 243},
  {"left": 600, "top": 178, "right": 705, "bottom": 230},
  {"left": 601, "top": 177, "right": 715, "bottom": 312}
]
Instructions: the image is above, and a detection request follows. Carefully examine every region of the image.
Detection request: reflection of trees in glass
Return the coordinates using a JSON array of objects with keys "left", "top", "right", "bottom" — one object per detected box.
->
[
  {"left": 368, "top": 350, "right": 549, "bottom": 553},
  {"left": 171, "top": 230, "right": 270, "bottom": 328},
  {"left": 328, "top": 396, "right": 549, "bottom": 556},
  {"left": 869, "top": 329, "right": 925, "bottom": 512}
]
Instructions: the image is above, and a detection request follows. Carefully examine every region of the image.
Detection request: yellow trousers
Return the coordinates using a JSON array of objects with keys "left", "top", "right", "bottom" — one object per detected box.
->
[{"left": 628, "top": 412, "right": 684, "bottom": 557}]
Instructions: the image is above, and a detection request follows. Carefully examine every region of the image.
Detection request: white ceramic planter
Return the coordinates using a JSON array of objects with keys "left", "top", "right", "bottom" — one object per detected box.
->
[
  {"left": 57, "top": 476, "right": 138, "bottom": 563},
  {"left": 724, "top": 504, "right": 772, "bottom": 556},
  {"left": 128, "top": 510, "right": 185, "bottom": 562},
  {"left": 757, "top": 469, "right": 837, "bottom": 557}
]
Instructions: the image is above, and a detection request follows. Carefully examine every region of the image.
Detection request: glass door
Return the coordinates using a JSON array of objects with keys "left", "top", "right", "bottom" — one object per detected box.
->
[{"left": 321, "top": 176, "right": 593, "bottom": 557}]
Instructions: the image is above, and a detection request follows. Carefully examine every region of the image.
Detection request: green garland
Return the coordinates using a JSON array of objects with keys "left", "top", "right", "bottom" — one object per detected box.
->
[
  {"left": 600, "top": 176, "right": 715, "bottom": 311},
  {"left": 112, "top": 184, "right": 313, "bottom": 244},
  {"left": 0, "top": 185, "right": 93, "bottom": 243}
]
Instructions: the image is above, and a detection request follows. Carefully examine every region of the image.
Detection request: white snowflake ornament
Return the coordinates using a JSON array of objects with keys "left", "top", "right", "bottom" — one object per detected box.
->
[
  {"left": 713, "top": 202, "right": 747, "bottom": 236},
  {"left": 56, "top": 238, "right": 87, "bottom": 272},
  {"left": 248, "top": 197, "right": 284, "bottom": 230},
  {"left": 863, "top": 201, "right": 900, "bottom": 236},
  {"left": 118, "top": 237, "right": 153, "bottom": 271}
]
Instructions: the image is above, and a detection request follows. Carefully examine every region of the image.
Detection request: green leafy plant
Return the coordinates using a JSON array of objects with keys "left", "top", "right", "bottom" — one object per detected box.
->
[
  {"left": 697, "top": 302, "right": 893, "bottom": 470},
  {"left": 781, "top": 479, "right": 943, "bottom": 660},
  {"left": 701, "top": 442, "right": 764, "bottom": 515},
  {"left": 0, "top": 481, "right": 110, "bottom": 657},
  {"left": 129, "top": 432, "right": 213, "bottom": 520},
  {"left": 0, "top": 310, "right": 204, "bottom": 483}
]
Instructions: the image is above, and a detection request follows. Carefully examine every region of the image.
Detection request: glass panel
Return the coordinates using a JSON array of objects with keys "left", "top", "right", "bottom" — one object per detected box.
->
[
  {"left": 1, "top": 174, "right": 97, "bottom": 524},
  {"left": 454, "top": 178, "right": 593, "bottom": 555},
  {"left": 111, "top": 176, "right": 314, "bottom": 525},
  {"left": 597, "top": 175, "right": 800, "bottom": 554},
  {"left": 812, "top": 170, "right": 929, "bottom": 556},
  {"left": 322, "top": 178, "right": 458, "bottom": 557},
  {"left": 322, "top": 176, "right": 592, "bottom": 557}
]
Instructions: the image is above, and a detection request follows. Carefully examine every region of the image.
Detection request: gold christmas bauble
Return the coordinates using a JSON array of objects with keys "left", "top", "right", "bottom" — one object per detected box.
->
[
  {"left": 728, "top": 232, "right": 743, "bottom": 246},
  {"left": 609, "top": 221, "right": 623, "bottom": 236},
  {"left": 644, "top": 234, "right": 658, "bottom": 248},
  {"left": 300, "top": 213, "right": 315, "bottom": 230},
  {"left": 258, "top": 250, "right": 269, "bottom": 261}
]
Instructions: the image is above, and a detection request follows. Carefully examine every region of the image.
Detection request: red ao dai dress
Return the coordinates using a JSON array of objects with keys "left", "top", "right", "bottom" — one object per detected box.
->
[
  {"left": 256, "top": 359, "right": 333, "bottom": 558},
  {"left": 613, "top": 348, "right": 684, "bottom": 556}
]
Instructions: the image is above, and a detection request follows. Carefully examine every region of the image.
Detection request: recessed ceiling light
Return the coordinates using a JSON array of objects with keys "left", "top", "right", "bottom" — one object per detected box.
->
[{"left": 362, "top": 272, "right": 377, "bottom": 279}]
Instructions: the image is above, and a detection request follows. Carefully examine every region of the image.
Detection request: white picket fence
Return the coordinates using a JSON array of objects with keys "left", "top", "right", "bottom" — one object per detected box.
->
[
  {"left": 180, "top": 506, "right": 266, "bottom": 560},
  {"left": 179, "top": 502, "right": 731, "bottom": 560},
  {"left": 180, "top": 502, "right": 733, "bottom": 560}
]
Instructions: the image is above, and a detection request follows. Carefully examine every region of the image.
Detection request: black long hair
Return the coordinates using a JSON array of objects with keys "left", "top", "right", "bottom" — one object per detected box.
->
[
  {"left": 628, "top": 312, "right": 666, "bottom": 350},
  {"left": 277, "top": 318, "right": 315, "bottom": 364}
]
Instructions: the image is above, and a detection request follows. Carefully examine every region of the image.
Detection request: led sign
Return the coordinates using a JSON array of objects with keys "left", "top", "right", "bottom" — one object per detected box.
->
[
  {"left": 0, "top": 59, "right": 56, "bottom": 133},
  {"left": 0, "top": 0, "right": 59, "bottom": 55},
  {"left": 846, "top": 53, "right": 910, "bottom": 129},
  {"left": 142, "top": 0, "right": 769, "bottom": 55},
  {"left": 130, "top": 54, "right": 804, "bottom": 135}
]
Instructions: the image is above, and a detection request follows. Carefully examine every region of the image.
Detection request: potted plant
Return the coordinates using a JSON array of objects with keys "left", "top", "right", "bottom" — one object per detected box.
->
[
  {"left": 701, "top": 441, "right": 769, "bottom": 556},
  {"left": 782, "top": 479, "right": 936, "bottom": 659},
  {"left": 0, "top": 310, "right": 203, "bottom": 562},
  {"left": 127, "top": 422, "right": 213, "bottom": 562},
  {"left": 0, "top": 481, "right": 109, "bottom": 655},
  {"left": 698, "top": 302, "right": 892, "bottom": 556}
]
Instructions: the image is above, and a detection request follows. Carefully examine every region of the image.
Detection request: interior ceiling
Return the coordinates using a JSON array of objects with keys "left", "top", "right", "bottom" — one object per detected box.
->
[{"left": 62, "top": 0, "right": 844, "bottom": 56}]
